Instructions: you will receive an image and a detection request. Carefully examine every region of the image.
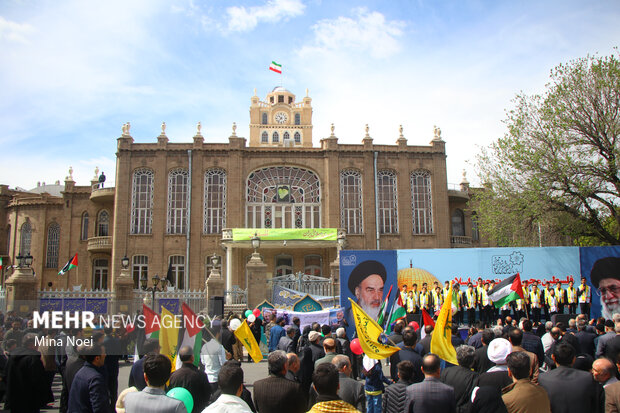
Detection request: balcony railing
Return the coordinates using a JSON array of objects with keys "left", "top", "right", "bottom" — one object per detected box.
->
[
  {"left": 87, "top": 236, "right": 112, "bottom": 252},
  {"left": 451, "top": 235, "right": 472, "bottom": 246},
  {"left": 90, "top": 185, "right": 115, "bottom": 202}
]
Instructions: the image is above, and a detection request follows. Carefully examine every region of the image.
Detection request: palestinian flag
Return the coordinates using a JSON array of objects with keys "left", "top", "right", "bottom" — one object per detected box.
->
[
  {"left": 421, "top": 308, "right": 435, "bottom": 339},
  {"left": 0, "top": 257, "right": 3, "bottom": 270},
  {"left": 175, "top": 302, "right": 204, "bottom": 369},
  {"left": 269, "top": 61, "right": 282, "bottom": 74},
  {"left": 386, "top": 290, "right": 407, "bottom": 334},
  {"left": 58, "top": 254, "right": 78, "bottom": 275},
  {"left": 143, "top": 304, "right": 160, "bottom": 339},
  {"left": 377, "top": 285, "right": 393, "bottom": 326},
  {"left": 489, "top": 273, "right": 524, "bottom": 308}
]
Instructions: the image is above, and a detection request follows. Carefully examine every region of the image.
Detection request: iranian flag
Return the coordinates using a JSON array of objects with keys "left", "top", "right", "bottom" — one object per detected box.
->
[
  {"left": 175, "top": 302, "right": 204, "bottom": 369},
  {"left": 386, "top": 290, "right": 407, "bottom": 334},
  {"left": 58, "top": 253, "right": 78, "bottom": 276},
  {"left": 489, "top": 273, "right": 524, "bottom": 308},
  {"left": 269, "top": 61, "right": 282, "bottom": 74}
]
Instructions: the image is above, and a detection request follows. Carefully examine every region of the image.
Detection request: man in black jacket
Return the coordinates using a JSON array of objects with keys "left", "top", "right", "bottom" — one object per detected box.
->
[
  {"left": 440, "top": 345, "right": 479, "bottom": 413},
  {"left": 389, "top": 327, "right": 423, "bottom": 383},
  {"left": 383, "top": 360, "right": 414, "bottom": 413},
  {"left": 4, "top": 333, "right": 48, "bottom": 413},
  {"left": 67, "top": 342, "right": 110, "bottom": 413},
  {"left": 521, "top": 319, "right": 544, "bottom": 367},
  {"left": 169, "top": 346, "right": 211, "bottom": 413},
  {"left": 539, "top": 343, "right": 601, "bottom": 413},
  {"left": 472, "top": 328, "right": 495, "bottom": 374},
  {"left": 253, "top": 350, "right": 305, "bottom": 413}
]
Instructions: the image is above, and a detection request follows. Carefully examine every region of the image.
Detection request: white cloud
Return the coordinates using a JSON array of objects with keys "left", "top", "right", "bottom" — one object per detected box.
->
[
  {"left": 300, "top": 8, "right": 405, "bottom": 59},
  {"left": 226, "top": 0, "right": 305, "bottom": 32},
  {"left": 0, "top": 16, "right": 35, "bottom": 44}
]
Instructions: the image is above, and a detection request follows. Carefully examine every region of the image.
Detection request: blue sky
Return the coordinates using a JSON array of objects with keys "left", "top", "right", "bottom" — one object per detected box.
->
[{"left": 1, "top": 0, "right": 619, "bottom": 189}]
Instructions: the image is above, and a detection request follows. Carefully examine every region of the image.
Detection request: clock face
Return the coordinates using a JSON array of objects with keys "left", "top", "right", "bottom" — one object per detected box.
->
[{"left": 274, "top": 112, "right": 288, "bottom": 124}]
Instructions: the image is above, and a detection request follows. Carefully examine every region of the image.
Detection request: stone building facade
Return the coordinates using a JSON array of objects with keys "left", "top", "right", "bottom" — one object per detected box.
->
[{"left": 0, "top": 87, "right": 487, "bottom": 297}]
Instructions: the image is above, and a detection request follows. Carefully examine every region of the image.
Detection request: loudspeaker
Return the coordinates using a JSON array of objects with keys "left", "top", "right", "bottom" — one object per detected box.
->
[
  {"left": 208, "top": 296, "right": 224, "bottom": 317},
  {"left": 551, "top": 313, "right": 576, "bottom": 325},
  {"left": 406, "top": 313, "right": 422, "bottom": 325}
]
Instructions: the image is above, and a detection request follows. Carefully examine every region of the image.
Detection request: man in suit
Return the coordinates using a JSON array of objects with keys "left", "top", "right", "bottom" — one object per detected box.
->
[
  {"left": 285, "top": 353, "right": 300, "bottom": 382},
  {"left": 472, "top": 329, "right": 495, "bottom": 374},
  {"left": 521, "top": 319, "right": 544, "bottom": 367},
  {"left": 501, "top": 352, "right": 551, "bottom": 413},
  {"left": 123, "top": 353, "right": 187, "bottom": 413},
  {"left": 440, "top": 345, "right": 479, "bottom": 413},
  {"left": 575, "top": 319, "right": 597, "bottom": 358},
  {"left": 253, "top": 350, "right": 305, "bottom": 413},
  {"left": 128, "top": 338, "right": 160, "bottom": 391},
  {"left": 168, "top": 346, "right": 211, "bottom": 413},
  {"left": 332, "top": 355, "right": 365, "bottom": 411},
  {"left": 308, "top": 363, "right": 359, "bottom": 413},
  {"left": 405, "top": 353, "right": 456, "bottom": 413},
  {"left": 416, "top": 325, "right": 433, "bottom": 356},
  {"left": 507, "top": 327, "right": 539, "bottom": 384},
  {"left": 605, "top": 353, "right": 620, "bottom": 412},
  {"left": 276, "top": 326, "right": 296, "bottom": 353},
  {"left": 314, "top": 338, "right": 338, "bottom": 369},
  {"left": 538, "top": 343, "right": 601, "bottom": 413},
  {"left": 67, "top": 342, "right": 111, "bottom": 413},
  {"left": 389, "top": 327, "right": 423, "bottom": 383}
]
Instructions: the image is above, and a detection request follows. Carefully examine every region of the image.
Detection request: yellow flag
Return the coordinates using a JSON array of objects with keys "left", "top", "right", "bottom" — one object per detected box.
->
[
  {"left": 234, "top": 320, "right": 262, "bottom": 363},
  {"left": 348, "top": 298, "right": 400, "bottom": 360},
  {"left": 431, "top": 283, "right": 458, "bottom": 365},
  {"left": 159, "top": 306, "right": 179, "bottom": 372}
]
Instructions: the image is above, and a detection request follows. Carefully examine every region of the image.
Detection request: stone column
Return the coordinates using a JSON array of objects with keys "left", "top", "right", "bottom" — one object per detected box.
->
[
  {"left": 246, "top": 253, "right": 267, "bottom": 309},
  {"left": 113, "top": 267, "right": 135, "bottom": 314},
  {"left": 5, "top": 267, "right": 38, "bottom": 315},
  {"left": 206, "top": 266, "right": 225, "bottom": 302}
]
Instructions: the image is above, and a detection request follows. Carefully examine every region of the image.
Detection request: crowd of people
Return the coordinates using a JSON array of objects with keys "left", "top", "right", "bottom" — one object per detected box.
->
[
  {"left": 400, "top": 276, "right": 592, "bottom": 326},
  {"left": 2, "top": 297, "right": 620, "bottom": 413}
]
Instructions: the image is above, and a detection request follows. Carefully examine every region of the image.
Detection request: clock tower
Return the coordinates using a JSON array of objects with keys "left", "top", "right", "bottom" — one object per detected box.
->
[{"left": 249, "top": 87, "right": 313, "bottom": 147}]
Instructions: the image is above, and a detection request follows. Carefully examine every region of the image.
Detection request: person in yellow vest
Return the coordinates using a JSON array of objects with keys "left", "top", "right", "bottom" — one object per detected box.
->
[
  {"left": 566, "top": 279, "right": 577, "bottom": 315},
  {"left": 419, "top": 284, "right": 431, "bottom": 312},
  {"left": 514, "top": 296, "right": 526, "bottom": 321},
  {"left": 489, "top": 281, "right": 498, "bottom": 321},
  {"left": 554, "top": 281, "right": 566, "bottom": 314},
  {"left": 454, "top": 283, "right": 464, "bottom": 326},
  {"left": 432, "top": 286, "right": 443, "bottom": 314},
  {"left": 406, "top": 290, "right": 417, "bottom": 315},
  {"left": 522, "top": 280, "right": 531, "bottom": 320},
  {"left": 400, "top": 284, "right": 409, "bottom": 304},
  {"left": 481, "top": 282, "right": 492, "bottom": 327},
  {"left": 465, "top": 283, "right": 477, "bottom": 327},
  {"left": 476, "top": 277, "right": 485, "bottom": 323},
  {"left": 542, "top": 283, "right": 552, "bottom": 322},
  {"left": 529, "top": 281, "right": 542, "bottom": 323},
  {"left": 547, "top": 288, "right": 559, "bottom": 319},
  {"left": 577, "top": 276, "right": 591, "bottom": 319},
  {"left": 443, "top": 281, "right": 450, "bottom": 301}
]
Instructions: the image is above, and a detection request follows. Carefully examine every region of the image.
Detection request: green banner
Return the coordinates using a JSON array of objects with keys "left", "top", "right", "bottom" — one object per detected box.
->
[{"left": 231, "top": 228, "right": 337, "bottom": 241}]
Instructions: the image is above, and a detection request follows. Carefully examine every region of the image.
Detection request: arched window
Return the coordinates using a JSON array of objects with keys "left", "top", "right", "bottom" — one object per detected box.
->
[
  {"left": 294, "top": 113, "right": 301, "bottom": 125},
  {"left": 204, "top": 169, "right": 227, "bottom": 234},
  {"left": 304, "top": 255, "right": 322, "bottom": 276},
  {"left": 294, "top": 132, "right": 301, "bottom": 143},
  {"left": 410, "top": 170, "right": 433, "bottom": 234},
  {"left": 132, "top": 255, "right": 148, "bottom": 289},
  {"left": 275, "top": 255, "right": 293, "bottom": 277},
  {"left": 246, "top": 166, "right": 321, "bottom": 228},
  {"left": 262, "top": 113, "right": 268, "bottom": 125},
  {"left": 451, "top": 209, "right": 465, "bottom": 237},
  {"left": 169, "top": 255, "right": 185, "bottom": 290},
  {"left": 6, "top": 224, "right": 11, "bottom": 255},
  {"left": 340, "top": 169, "right": 363, "bottom": 234},
  {"left": 97, "top": 210, "right": 109, "bottom": 237},
  {"left": 46, "top": 223, "right": 60, "bottom": 268},
  {"left": 261, "top": 131, "right": 268, "bottom": 143},
  {"left": 167, "top": 169, "right": 189, "bottom": 234},
  {"left": 93, "top": 259, "right": 108, "bottom": 290},
  {"left": 472, "top": 212, "right": 480, "bottom": 241},
  {"left": 272, "top": 131, "right": 279, "bottom": 143},
  {"left": 131, "top": 168, "right": 154, "bottom": 234},
  {"left": 377, "top": 170, "right": 398, "bottom": 234},
  {"left": 81, "top": 212, "right": 89, "bottom": 240},
  {"left": 19, "top": 220, "right": 32, "bottom": 255},
  {"left": 283, "top": 131, "right": 290, "bottom": 141}
]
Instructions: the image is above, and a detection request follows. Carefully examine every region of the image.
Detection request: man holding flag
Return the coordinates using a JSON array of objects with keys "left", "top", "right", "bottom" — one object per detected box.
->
[{"left": 430, "top": 282, "right": 458, "bottom": 365}]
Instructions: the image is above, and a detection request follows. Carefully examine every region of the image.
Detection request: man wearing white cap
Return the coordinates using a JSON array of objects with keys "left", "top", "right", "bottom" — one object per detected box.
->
[{"left": 477, "top": 338, "right": 513, "bottom": 391}]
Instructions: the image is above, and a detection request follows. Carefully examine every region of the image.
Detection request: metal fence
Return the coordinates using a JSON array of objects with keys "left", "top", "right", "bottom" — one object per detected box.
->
[
  {"left": 0, "top": 288, "right": 6, "bottom": 313},
  {"left": 224, "top": 285, "right": 247, "bottom": 315},
  {"left": 133, "top": 289, "right": 207, "bottom": 314},
  {"left": 269, "top": 271, "right": 333, "bottom": 297}
]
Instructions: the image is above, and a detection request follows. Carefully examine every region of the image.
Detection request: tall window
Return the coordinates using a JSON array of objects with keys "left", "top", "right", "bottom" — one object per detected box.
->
[
  {"left": 97, "top": 210, "right": 109, "bottom": 236},
  {"left": 295, "top": 113, "right": 301, "bottom": 125},
  {"left": 283, "top": 131, "right": 290, "bottom": 141},
  {"left": 410, "top": 170, "right": 433, "bottom": 234},
  {"left": 167, "top": 169, "right": 189, "bottom": 234},
  {"left": 472, "top": 212, "right": 480, "bottom": 241},
  {"left": 132, "top": 255, "right": 148, "bottom": 289},
  {"left": 93, "top": 259, "right": 108, "bottom": 290},
  {"left": 46, "top": 223, "right": 60, "bottom": 268},
  {"left": 261, "top": 131, "right": 268, "bottom": 143},
  {"left": 6, "top": 224, "right": 10, "bottom": 255},
  {"left": 294, "top": 132, "right": 301, "bottom": 143},
  {"left": 272, "top": 131, "right": 279, "bottom": 143},
  {"left": 304, "top": 255, "right": 322, "bottom": 276},
  {"left": 377, "top": 170, "right": 398, "bottom": 234},
  {"left": 275, "top": 255, "right": 293, "bottom": 277},
  {"left": 340, "top": 169, "right": 363, "bottom": 234},
  {"left": 246, "top": 166, "right": 321, "bottom": 228},
  {"left": 19, "top": 220, "right": 32, "bottom": 254},
  {"left": 204, "top": 169, "right": 227, "bottom": 234},
  {"left": 169, "top": 256, "right": 185, "bottom": 290},
  {"left": 262, "top": 113, "right": 268, "bottom": 124},
  {"left": 131, "top": 169, "right": 154, "bottom": 234},
  {"left": 451, "top": 209, "right": 465, "bottom": 236},
  {"left": 81, "top": 212, "right": 89, "bottom": 240}
]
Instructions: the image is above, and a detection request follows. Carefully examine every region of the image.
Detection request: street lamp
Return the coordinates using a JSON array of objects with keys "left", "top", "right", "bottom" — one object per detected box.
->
[
  {"left": 16, "top": 252, "right": 33, "bottom": 268},
  {"left": 211, "top": 253, "right": 220, "bottom": 268},
  {"left": 251, "top": 232, "right": 260, "bottom": 253},
  {"left": 121, "top": 255, "right": 130, "bottom": 270},
  {"left": 24, "top": 253, "right": 33, "bottom": 267},
  {"left": 141, "top": 274, "right": 167, "bottom": 308}
]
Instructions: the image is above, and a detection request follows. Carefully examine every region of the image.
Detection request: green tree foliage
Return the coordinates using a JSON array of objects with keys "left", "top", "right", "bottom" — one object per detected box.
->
[{"left": 471, "top": 52, "right": 620, "bottom": 246}]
